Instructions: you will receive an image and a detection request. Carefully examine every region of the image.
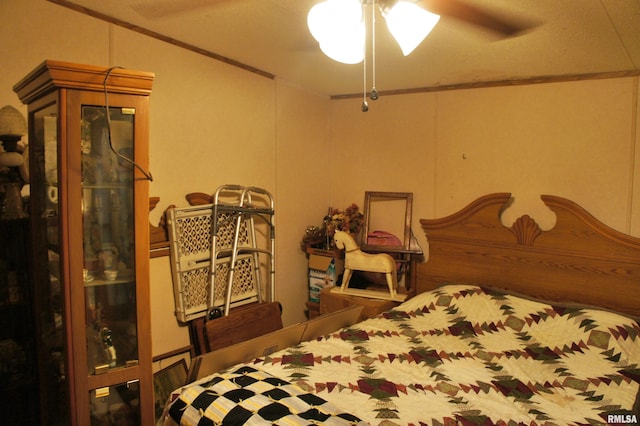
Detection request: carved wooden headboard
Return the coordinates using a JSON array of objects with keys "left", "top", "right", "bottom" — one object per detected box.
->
[{"left": 418, "top": 193, "right": 640, "bottom": 318}]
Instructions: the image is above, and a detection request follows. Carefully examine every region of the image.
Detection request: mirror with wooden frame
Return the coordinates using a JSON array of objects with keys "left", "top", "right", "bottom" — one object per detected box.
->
[{"left": 361, "top": 191, "right": 413, "bottom": 252}]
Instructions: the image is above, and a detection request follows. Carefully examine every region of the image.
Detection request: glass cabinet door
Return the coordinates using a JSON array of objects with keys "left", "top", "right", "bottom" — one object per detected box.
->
[
  {"left": 81, "top": 105, "right": 141, "bottom": 425},
  {"left": 90, "top": 381, "right": 140, "bottom": 426},
  {"left": 31, "top": 101, "right": 69, "bottom": 425},
  {"left": 81, "top": 105, "right": 138, "bottom": 376}
]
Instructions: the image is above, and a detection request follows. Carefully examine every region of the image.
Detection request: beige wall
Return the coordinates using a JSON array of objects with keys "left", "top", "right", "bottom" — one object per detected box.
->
[
  {"left": 2, "top": 1, "right": 638, "bottom": 368},
  {"left": 329, "top": 78, "right": 640, "bottom": 254}
]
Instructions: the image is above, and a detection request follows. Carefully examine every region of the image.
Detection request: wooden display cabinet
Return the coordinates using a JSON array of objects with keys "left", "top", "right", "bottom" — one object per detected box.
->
[{"left": 14, "top": 60, "right": 154, "bottom": 425}]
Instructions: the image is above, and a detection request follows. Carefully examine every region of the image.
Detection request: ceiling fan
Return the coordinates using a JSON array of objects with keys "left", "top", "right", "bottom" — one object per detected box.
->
[
  {"left": 308, "top": 0, "right": 534, "bottom": 64},
  {"left": 131, "top": 0, "right": 533, "bottom": 36},
  {"left": 307, "top": 0, "right": 535, "bottom": 111}
]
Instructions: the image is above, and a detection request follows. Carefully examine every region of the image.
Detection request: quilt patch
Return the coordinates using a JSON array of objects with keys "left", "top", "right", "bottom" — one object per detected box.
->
[{"left": 167, "top": 365, "right": 365, "bottom": 425}]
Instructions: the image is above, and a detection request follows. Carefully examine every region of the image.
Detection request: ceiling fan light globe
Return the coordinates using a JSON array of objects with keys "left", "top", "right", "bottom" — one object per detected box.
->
[
  {"left": 307, "top": 0, "right": 365, "bottom": 64},
  {"left": 307, "top": 0, "right": 362, "bottom": 43},
  {"left": 319, "top": 30, "right": 364, "bottom": 64},
  {"left": 384, "top": 1, "right": 440, "bottom": 56},
  {"left": 307, "top": 2, "right": 331, "bottom": 42}
]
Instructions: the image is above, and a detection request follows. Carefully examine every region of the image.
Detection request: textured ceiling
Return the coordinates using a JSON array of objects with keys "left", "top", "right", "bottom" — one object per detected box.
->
[{"left": 52, "top": 0, "right": 640, "bottom": 97}]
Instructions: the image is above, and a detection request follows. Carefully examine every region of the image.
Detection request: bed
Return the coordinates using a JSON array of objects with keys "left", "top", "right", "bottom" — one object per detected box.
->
[{"left": 163, "top": 193, "right": 640, "bottom": 425}]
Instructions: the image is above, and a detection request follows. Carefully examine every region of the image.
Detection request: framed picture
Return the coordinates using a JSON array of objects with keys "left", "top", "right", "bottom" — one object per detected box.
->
[
  {"left": 153, "top": 359, "right": 188, "bottom": 422},
  {"left": 361, "top": 191, "right": 413, "bottom": 252}
]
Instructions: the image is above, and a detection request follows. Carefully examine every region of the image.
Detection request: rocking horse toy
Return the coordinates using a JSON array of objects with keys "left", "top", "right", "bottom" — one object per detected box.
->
[{"left": 331, "top": 230, "right": 407, "bottom": 302}]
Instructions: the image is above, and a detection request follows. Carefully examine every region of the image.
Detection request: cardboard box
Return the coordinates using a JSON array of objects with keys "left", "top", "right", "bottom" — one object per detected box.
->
[
  {"left": 319, "top": 287, "right": 399, "bottom": 321},
  {"left": 187, "top": 305, "right": 362, "bottom": 382},
  {"left": 308, "top": 251, "right": 344, "bottom": 303}
]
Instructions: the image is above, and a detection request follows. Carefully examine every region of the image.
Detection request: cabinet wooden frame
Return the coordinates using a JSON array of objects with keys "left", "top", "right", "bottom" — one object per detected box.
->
[{"left": 14, "top": 60, "right": 155, "bottom": 426}]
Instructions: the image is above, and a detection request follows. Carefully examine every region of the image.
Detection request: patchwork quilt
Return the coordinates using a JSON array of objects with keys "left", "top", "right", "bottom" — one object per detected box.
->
[{"left": 167, "top": 285, "right": 640, "bottom": 425}]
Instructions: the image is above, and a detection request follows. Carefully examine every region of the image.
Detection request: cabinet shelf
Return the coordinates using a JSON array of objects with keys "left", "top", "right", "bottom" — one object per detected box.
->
[
  {"left": 84, "top": 277, "right": 133, "bottom": 287},
  {"left": 81, "top": 182, "right": 131, "bottom": 189}
]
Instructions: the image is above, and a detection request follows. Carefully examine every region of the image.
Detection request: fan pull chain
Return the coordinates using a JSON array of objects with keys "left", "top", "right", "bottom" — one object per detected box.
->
[
  {"left": 361, "top": 1, "right": 368, "bottom": 112},
  {"left": 362, "top": 0, "right": 380, "bottom": 112},
  {"left": 370, "top": 0, "right": 378, "bottom": 101}
]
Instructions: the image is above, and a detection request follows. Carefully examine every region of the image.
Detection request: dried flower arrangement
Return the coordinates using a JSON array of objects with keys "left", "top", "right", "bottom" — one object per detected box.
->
[
  {"left": 302, "top": 203, "right": 364, "bottom": 250},
  {"left": 325, "top": 204, "right": 364, "bottom": 237}
]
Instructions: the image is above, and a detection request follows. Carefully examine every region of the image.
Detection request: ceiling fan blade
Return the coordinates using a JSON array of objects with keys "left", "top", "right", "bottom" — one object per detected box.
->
[{"left": 417, "top": 0, "right": 533, "bottom": 36}]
